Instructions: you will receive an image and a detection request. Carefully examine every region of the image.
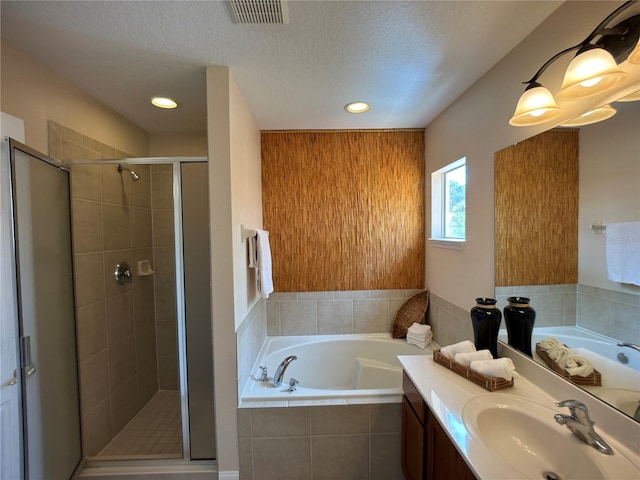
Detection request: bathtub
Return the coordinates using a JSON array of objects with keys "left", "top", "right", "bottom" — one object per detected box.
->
[
  {"left": 240, "top": 333, "right": 437, "bottom": 407},
  {"left": 500, "top": 326, "right": 640, "bottom": 417}
]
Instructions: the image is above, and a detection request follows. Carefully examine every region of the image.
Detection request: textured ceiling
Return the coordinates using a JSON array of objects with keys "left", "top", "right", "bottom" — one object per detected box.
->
[{"left": 1, "top": 1, "right": 562, "bottom": 133}]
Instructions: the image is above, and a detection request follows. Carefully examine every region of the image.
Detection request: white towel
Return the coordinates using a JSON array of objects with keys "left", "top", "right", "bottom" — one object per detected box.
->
[
  {"left": 407, "top": 332, "right": 432, "bottom": 342},
  {"left": 470, "top": 358, "right": 517, "bottom": 381},
  {"left": 440, "top": 340, "right": 476, "bottom": 359},
  {"left": 548, "top": 346, "right": 572, "bottom": 366},
  {"left": 407, "top": 323, "right": 432, "bottom": 343},
  {"left": 407, "top": 331, "right": 433, "bottom": 349},
  {"left": 407, "top": 323, "right": 431, "bottom": 334},
  {"left": 606, "top": 222, "right": 640, "bottom": 286},
  {"left": 538, "top": 337, "right": 560, "bottom": 352},
  {"left": 564, "top": 354, "right": 594, "bottom": 377},
  {"left": 255, "top": 229, "right": 274, "bottom": 298},
  {"left": 454, "top": 349, "right": 493, "bottom": 368}
]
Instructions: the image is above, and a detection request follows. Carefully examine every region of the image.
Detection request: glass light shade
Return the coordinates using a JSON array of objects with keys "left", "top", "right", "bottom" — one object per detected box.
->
[
  {"left": 556, "top": 48, "right": 627, "bottom": 101},
  {"left": 561, "top": 104, "right": 616, "bottom": 127},
  {"left": 628, "top": 39, "right": 640, "bottom": 64},
  {"left": 509, "top": 85, "right": 560, "bottom": 126},
  {"left": 616, "top": 89, "right": 640, "bottom": 102}
]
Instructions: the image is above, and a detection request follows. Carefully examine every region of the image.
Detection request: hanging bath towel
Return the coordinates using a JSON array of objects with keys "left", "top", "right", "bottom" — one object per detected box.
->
[
  {"left": 255, "top": 229, "right": 274, "bottom": 298},
  {"left": 606, "top": 222, "right": 640, "bottom": 286}
]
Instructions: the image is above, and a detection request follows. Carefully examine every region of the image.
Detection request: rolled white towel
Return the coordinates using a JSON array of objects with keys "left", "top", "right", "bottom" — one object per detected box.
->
[
  {"left": 407, "top": 322, "right": 431, "bottom": 334},
  {"left": 454, "top": 349, "right": 493, "bottom": 368},
  {"left": 565, "top": 354, "right": 594, "bottom": 377},
  {"left": 549, "top": 346, "right": 572, "bottom": 366},
  {"left": 440, "top": 340, "right": 476, "bottom": 359},
  {"left": 538, "top": 337, "right": 560, "bottom": 352},
  {"left": 469, "top": 358, "right": 517, "bottom": 381}
]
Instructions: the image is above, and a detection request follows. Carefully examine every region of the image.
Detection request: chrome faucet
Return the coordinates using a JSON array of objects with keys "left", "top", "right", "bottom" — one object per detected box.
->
[
  {"left": 554, "top": 399, "right": 614, "bottom": 455},
  {"left": 617, "top": 342, "right": 640, "bottom": 353},
  {"left": 271, "top": 355, "right": 297, "bottom": 387}
]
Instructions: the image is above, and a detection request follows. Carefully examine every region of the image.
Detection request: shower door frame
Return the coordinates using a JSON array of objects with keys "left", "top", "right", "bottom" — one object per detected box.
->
[{"left": 65, "top": 156, "right": 207, "bottom": 462}]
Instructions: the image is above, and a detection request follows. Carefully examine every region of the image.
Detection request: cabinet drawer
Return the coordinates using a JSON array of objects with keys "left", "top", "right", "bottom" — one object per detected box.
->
[{"left": 402, "top": 371, "right": 426, "bottom": 424}]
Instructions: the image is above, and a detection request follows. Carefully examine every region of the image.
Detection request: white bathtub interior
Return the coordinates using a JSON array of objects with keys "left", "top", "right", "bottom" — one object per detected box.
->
[
  {"left": 240, "top": 333, "right": 437, "bottom": 406},
  {"left": 500, "top": 326, "right": 640, "bottom": 418}
]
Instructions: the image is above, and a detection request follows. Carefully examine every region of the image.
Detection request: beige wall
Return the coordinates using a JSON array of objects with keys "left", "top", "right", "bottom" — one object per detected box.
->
[
  {"left": 149, "top": 131, "right": 208, "bottom": 157},
  {"left": 1, "top": 41, "right": 149, "bottom": 157},
  {"left": 207, "top": 66, "right": 262, "bottom": 475},
  {"left": 424, "top": 2, "right": 632, "bottom": 311},
  {"left": 578, "top": 103, "right": 640, "bottom": 294}
]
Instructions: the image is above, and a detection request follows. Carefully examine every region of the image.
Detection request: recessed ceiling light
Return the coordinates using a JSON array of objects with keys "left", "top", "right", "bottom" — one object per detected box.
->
[
  {"left": 151, "top": 97, "right": 178, "bottom": 109},
  {"left": 344, "top": 101, "right": 370, "bottom": 114}
]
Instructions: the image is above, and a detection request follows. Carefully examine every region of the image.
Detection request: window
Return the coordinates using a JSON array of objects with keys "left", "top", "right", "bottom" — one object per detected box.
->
[{"left": 430, "top": 158, "right": 466, "bottom": 249}]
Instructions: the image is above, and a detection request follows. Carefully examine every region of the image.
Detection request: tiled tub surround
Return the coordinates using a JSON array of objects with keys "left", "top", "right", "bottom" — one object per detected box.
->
[
  {"left": 426, "top": 293, "right": 475, "bottom": 348},
  {"left": 495, "top": 284, "right": 577, "bottom": 327},
  {"left": 495, "top": 284, "right": 640, "bottom": 345},
  {"left": 236, "top": 289, "right": 427, "bottom": 479},
  {"left": 238, "top": 404, "right": 403, "bottom": 480},
  {"left": 576, "top": 284, "right": 640, "bottom": 345},
  {"left": 265, "top": 289, "right": 425, "bottom": 337}
]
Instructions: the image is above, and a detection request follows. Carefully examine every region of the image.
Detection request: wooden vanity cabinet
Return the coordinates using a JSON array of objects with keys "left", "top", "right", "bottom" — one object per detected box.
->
[{"left": 401, "top": 371, "right": 477, "bottom": 480}]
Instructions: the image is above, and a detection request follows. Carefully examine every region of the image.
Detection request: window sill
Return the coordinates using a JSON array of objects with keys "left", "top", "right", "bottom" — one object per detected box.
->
[{"left": 428, "top": 238, "right": 465, "bottom": 250}]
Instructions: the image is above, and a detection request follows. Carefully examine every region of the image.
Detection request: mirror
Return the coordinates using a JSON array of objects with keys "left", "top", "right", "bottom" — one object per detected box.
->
[{"left": 494, "top": 99, "right": 640, "bottom": 421}]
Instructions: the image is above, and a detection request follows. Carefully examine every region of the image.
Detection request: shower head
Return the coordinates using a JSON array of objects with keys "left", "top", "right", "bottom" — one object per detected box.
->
[{"left": 117, "top": 164, "right": 140, "bottom": 182}]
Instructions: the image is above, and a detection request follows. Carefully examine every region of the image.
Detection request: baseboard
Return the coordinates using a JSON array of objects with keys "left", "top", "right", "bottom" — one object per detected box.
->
[
  {"left": 78, "top": 460, "right": 217, "bottom": 478},
  {"left": 218, "top": 471, "right": 239, "bottom": 480}
]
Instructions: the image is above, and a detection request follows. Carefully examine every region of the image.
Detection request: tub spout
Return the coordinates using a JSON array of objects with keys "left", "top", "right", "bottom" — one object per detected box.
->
[{"left": 272, "top": 355, "right": 297, "bottom": 387}]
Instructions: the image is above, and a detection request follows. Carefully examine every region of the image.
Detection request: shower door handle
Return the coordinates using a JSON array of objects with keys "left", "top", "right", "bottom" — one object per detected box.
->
[
  {"left": 3, "top": 370, "right": 18, "bottom": 387},
  {"left": 20, "top": 336, "right": 37, "bottom": 377}
]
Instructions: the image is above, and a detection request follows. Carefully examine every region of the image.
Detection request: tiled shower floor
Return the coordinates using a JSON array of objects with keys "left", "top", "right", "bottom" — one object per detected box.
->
[{"left": 98, "top": 390, "right": 182, "bottom": 458}]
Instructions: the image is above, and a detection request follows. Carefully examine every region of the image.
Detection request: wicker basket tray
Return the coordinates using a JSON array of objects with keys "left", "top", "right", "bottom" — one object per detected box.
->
[
  {"left": 535, "top": 343, "right": 602, "bottom": 386},
  {"left": 392, "top": 290, "right": 429, "bottom": 338},
  {"left": 432, "top": 349, "right": 514, "bottom": 392}
]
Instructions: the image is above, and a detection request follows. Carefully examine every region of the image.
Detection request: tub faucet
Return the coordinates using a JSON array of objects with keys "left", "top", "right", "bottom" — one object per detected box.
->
[
  {"left": 554, "top": 399, "right": 614, "bottom": 455},
  {"left": 617, "top": 342, "right": 640, "bottom": 353},
  {"left": 272, "top": 355, "right": 297, "bottom": 387}
]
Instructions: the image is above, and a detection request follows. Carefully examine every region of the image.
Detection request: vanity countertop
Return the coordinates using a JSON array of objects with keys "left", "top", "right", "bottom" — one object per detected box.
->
[{"left": 398, "top": 353, "right": 640, "bottom": 480}]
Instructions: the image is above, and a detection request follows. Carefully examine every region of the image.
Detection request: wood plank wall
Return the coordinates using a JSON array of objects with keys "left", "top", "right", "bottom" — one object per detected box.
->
[
  {"left": 261, "top": 130, "right": 425, "bottom": 292},
  {"left": 494, "top": 129, "right": 579, "bottom": 287}
]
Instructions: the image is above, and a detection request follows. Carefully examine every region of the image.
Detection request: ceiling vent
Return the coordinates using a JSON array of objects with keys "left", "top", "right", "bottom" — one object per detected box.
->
[{"left": 228, "top": 0, "right": 289, "bottom": 24}]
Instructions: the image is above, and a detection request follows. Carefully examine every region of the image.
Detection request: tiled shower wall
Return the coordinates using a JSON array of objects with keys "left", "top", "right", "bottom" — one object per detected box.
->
[
  {"left": 49, "top": 122, "right": 178, "bottom": 455},
  {"left": 68, "top": 161, "right": 158, "bottom": 456}
]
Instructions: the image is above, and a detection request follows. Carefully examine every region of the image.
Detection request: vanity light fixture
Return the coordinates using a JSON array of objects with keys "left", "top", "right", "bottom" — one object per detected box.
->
[
  {"left": 561, "top": 104, "right": 617, "bottom": 127},
  {"left": 617, "top": 88, "right": 640, "bottom": 101},
  {"left": 151, "top": 96, "right": 178, "bottom": 109},
  {"left": 510, "top": 0, "right": 640, "bottom": 127},
  {"left": 344, "top": 101, "right": 370, "bottom": 114}
]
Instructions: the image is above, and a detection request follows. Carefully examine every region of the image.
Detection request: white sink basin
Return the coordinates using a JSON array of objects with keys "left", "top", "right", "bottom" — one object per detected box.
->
[{"left": 462, "top": 394, "right": 638, "bottom": 480}]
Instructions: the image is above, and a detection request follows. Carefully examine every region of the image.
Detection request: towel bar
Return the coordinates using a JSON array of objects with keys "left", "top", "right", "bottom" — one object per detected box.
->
[{"left": 241, "top": 224, "right": 257, "bottom": 242}]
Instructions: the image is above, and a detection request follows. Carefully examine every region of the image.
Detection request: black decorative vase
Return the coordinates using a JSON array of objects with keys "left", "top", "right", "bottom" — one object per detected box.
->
[
  {"left": 504, "top": 296, "right": 536, "bottom": 357},
  {"left": 470, "top": 298, "right": 502, "bottom": 358}
]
